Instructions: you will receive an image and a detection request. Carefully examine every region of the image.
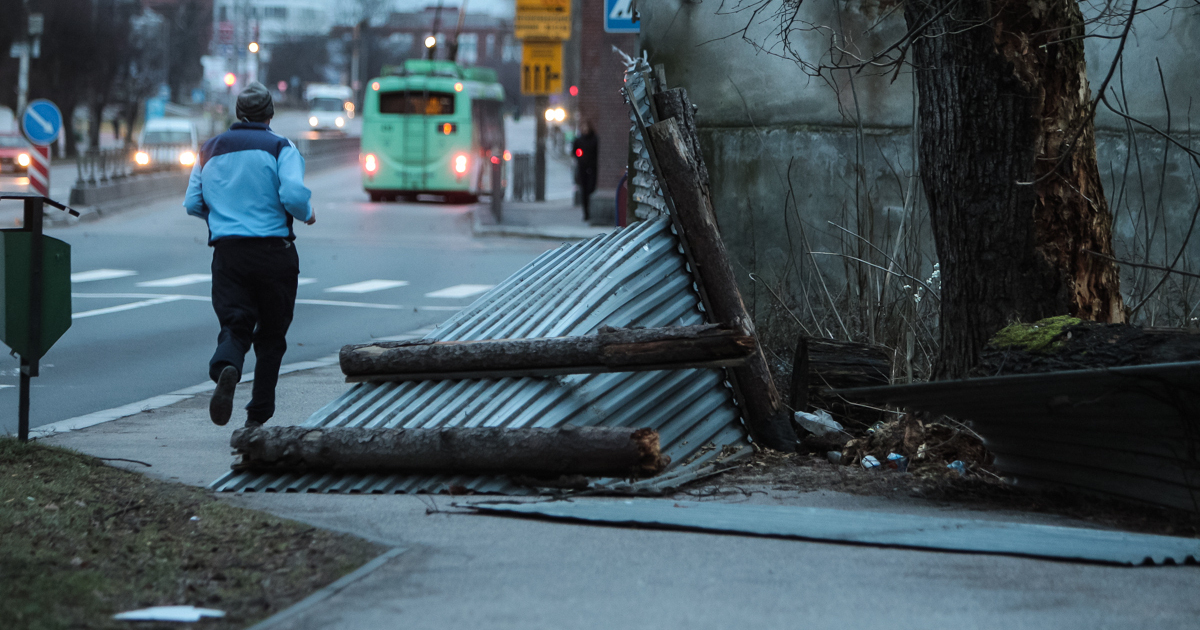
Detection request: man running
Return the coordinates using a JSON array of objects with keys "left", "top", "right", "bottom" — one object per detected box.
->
[{"left": 183, "top": 81, "right": 316, "bottom": 428}]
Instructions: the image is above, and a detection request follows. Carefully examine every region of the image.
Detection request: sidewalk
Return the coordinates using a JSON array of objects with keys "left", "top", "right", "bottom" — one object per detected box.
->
[
  {"left": 473, "top": 198, "right": 614, "bottom": 241},
  {"left": 35, "top": 358, "right": 1200, "bottom": 629}
]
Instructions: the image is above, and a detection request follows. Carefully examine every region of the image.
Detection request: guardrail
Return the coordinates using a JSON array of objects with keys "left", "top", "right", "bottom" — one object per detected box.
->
[{"left": 75, "top": 145, "right": 194, "bottom": 186}]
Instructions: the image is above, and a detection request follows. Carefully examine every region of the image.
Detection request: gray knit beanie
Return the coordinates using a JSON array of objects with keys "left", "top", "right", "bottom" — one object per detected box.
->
[{"left": 236, "top": 82, "right": 274, "bottom": 122}]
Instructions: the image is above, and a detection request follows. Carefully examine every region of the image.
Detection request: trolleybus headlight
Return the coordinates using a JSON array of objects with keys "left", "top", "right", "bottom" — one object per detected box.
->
[
  {"left": 454, "top": 154, "right": 468, "bottom": 174},
  {"left": 364, "top": 153, "right": 378, "bottom": 173},
  {"left": 16, "top": 153, "right": 30, "bottom": 167},
  {"left": 179, "top": 151, "right": 196, "bottom": 166},
  {"left": 335, "top": 117, "right": 345, "bottom": 127},
  {"left": 503, "top": 150, "right": 511, "bottom": 161},
  {"left": 135, "top": 151, "right": 150, "bottom": 165},
  {"left": 454, "top": 82, "right": 463, "bottom": 92},
  {"left": 309, "top": 116, "right": 319, "bottom": 127}
]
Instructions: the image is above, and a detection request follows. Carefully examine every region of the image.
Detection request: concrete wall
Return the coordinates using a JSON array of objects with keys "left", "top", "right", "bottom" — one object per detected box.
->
[{"left": 638, "top": 0, "right": 1200, "bottom": 327}]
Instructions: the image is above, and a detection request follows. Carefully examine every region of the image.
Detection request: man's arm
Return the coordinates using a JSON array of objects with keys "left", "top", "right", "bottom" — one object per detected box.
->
[
  {"left": 277, "top": 143, "right": 313, "bottom": 223},
  {"left": 183, "top": 161, "right": 207, "bottom": 218}
]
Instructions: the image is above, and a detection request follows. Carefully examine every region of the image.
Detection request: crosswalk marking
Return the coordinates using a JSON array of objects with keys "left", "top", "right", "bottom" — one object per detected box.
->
[
  {"left": 136, "top": 274, "right": 212, "bottom": 288},
  {"left": 73, "top": 296, "right": 184, "bottom": 319},
  {"left": 424, "top": 284, "right": 494, "bottom": 299},
  {"left": 297, "top": 277, "right": 317, "bottom": 286},
  {"left": 70, "top": 269, "right": 137, "bottom": 283},
  {"left": 325, "top": 279, "right": 409, "bottom": 293}
]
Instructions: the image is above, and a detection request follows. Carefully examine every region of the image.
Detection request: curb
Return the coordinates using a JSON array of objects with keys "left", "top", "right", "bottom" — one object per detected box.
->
[
  {"left": 471, "top": 206, "right": 614, "bottom": 241},
  {"left": 245, "top": 547, "right": 407, "bottom": 630}
]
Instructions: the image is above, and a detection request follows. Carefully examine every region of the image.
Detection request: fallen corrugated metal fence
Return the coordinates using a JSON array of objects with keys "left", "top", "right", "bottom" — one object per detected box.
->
[
  {"left": 835, "top": 361, "right": 1200, "bottom": 513},
  {"left": 211, "top": 217, "right": 755, "bottom": 494}
]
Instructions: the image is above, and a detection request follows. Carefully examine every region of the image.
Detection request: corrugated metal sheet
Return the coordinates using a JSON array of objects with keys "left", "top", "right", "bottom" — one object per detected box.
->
[
  {"left": 624, "top": 56, "right": 668, "bottom": 220},
  {"left": 834, "top": 361, "right": 1200, "bottom": 513},
  {"left": 210, "top": 217, "right": 753, "bottom": 495},
  {"left": 473, "top": 499, "right": 1200, "bottom": 566}
]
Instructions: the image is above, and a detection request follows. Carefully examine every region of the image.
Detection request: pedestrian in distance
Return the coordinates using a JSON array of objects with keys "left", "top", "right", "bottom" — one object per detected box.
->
[
  {"left": 572, "top": 121, "right": 599, "bottom": 221},
  {"left": 183, "top": 81, "right": 316, "bottom": 429}
]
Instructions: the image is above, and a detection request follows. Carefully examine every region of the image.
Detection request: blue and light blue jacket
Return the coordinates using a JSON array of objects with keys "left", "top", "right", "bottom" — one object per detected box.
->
[{"left": 183, "top": 122, "right": 313, "bottom": 244}]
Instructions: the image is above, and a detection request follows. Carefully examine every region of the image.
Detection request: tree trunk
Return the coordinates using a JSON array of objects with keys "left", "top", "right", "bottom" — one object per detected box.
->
[
  {"left": 230, "top": 426, "right": 670, "bottom": 477},
  {"left": 340, "top": 324, "right": 755, "bottom": 381},
  {"left": 905, "top": 0, "right": 1125, "bottom": 378}
]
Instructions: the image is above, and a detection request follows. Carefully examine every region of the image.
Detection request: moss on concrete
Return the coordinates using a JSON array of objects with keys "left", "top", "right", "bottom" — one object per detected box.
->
[{"left": 990, "top": 315, "right": 1082, "bottom": 353}]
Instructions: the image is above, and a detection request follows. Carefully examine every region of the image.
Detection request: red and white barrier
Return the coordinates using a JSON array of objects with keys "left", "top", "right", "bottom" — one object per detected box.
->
[{"left": 27, "top": 145, "right": 50, "bottom": 197}]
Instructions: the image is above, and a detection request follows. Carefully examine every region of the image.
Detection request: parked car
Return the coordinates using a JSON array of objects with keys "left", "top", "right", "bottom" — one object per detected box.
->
[
  {"left": 0, "top": 133, "right": 32, "bottom": 174},
  {"left": 134, "top": 118, "right": 199, "bottom": 171}
]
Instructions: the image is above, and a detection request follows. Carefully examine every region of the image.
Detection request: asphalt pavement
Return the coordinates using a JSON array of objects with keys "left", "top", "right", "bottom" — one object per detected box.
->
[{"left": 0, "top": 160, "right": 576, "bottom": 434}]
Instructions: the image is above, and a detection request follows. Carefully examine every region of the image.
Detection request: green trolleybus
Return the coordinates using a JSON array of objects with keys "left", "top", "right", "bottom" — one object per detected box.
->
[{"left": 360, "top": 60, "right": 506, "bottom": 203}]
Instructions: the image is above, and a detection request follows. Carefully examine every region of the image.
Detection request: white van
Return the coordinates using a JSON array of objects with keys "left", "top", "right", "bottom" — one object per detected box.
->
[
  {"left": 135, "top": 118, "right": 199, "bottom": 171},
  {"left": 305, "top": 84, "right": 354, "bottom": 132}
]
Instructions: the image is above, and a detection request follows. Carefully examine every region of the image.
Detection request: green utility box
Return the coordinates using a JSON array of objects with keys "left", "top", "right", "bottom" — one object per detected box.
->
[{"left": 0, "top": 230, "right": 71, "bottom": 360}]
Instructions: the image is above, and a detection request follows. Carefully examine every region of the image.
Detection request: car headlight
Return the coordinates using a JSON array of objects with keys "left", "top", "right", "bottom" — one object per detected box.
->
[
  {"left": 135, "top": 151, "right": 150, "bottom": 165},
  {"left": 309, "top": 116, "right": 319, "bottom": 127},
  {"left": 16, "top": 153, "right": 30, "bottom": 167},
  {"left": 179, "top": 151, "right": 196, "bottom": 166},
  {"left": 335, "top": 117, "right": 345, "bottom": 127}
]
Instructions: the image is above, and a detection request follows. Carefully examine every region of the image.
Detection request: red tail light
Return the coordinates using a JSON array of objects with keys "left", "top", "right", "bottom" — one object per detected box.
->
[
  {"left": 364, "top": 154, "right": 377, "bottom": 173},
  {"left": 454, "top": 154, "right": 468, "bottom": 174},
  {"left": 575, "top": 148, "right": 583, "bottom": 158}
]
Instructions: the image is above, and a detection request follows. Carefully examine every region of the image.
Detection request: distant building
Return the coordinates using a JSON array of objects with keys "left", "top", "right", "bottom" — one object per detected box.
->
[
  {"left": 332, "top": 6, "right": 521, "bottom": 110},
  {"left": 210, "top": 0, "right": 331, "bottom": 47}
]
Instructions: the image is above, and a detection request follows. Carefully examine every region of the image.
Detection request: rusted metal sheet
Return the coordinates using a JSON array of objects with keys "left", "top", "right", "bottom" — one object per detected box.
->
[
  {"left": 210, "top": 217, "right": 753, "bottom": 495},
  {"left": 834, "top": 361, "right": 1200, "bottom": 513}
]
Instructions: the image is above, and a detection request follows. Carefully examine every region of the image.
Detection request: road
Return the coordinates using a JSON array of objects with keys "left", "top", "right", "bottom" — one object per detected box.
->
[{"left": 0, "top": 162, "right": 556, "bottom": 434}]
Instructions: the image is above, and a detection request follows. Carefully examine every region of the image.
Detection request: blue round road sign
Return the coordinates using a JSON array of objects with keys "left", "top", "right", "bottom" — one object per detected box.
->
[{"left": 22, "top": 99, "right": 63, "bottom": 146}]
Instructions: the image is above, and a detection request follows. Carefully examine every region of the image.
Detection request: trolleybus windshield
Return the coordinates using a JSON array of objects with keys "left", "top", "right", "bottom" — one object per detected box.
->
[{"left": 378, "top": 91, "right": 456, "bottom": 115}]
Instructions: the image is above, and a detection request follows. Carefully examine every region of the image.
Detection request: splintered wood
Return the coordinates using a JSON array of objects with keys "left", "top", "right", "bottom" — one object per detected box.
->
[{"left": 231, "top": 426, "right": 670, "bottom": 478}]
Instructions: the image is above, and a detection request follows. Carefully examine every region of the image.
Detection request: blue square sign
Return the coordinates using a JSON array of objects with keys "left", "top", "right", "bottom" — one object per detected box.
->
[{"left": 605, "top": 0, "right": 639, "bottom": 33}]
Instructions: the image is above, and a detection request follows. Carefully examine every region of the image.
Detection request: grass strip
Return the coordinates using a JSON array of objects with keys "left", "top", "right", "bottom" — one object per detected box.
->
[{"left": 0, "top": 437, "right": 381, "bottom": 630}]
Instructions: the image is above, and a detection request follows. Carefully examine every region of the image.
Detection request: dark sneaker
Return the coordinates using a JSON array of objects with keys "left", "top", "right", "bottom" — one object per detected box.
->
[{"left": 209, "top": 365, "right": 239, "bottom": 426}]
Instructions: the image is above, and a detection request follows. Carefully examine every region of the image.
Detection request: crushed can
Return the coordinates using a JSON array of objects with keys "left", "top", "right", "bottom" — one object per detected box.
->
[
  {"left": 861, "top": 455, "right": 881, "bottom": 470},
  {"left": 886, "top": 452, "right": 909, "bottom": 472}
]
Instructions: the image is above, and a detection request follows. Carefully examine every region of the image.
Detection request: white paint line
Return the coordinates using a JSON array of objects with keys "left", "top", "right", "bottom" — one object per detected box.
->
[
  {"left": 72, "top": 296, "right": 183, "bottom": 319},
  {"left": 73, "top": 292, "right": 210, "bottom": 302},
  {"left": 29, "top": 395, "right": 193, "bottom": 439},
  {"left": 424, "top": 284, "right": 494, "bottom": 299},
  {"left": 324, "top": 279, "right": 409, "bottom": 294},
  {"left": 0, "top": 384, "right": 14, "bottom": 390},
  {"left": 373, "top": 325, "right": 439, "bottom": 342},
  {"left": 294, "top": 298, "right": 404, "bottom": 309},
  {"left": 297, "top": 277, "right": 317, "bottom": 286},
  {"left": 136, "top": 274, "right": 212, "bottom": 288},
  {"left": 417, "top": 306, "right": 464, "bottom": 311},
  {"left": 70, "top": 269, "right": 137, "bottom": 283}
]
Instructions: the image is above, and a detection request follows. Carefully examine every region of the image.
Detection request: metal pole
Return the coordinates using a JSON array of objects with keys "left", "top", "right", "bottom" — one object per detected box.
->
[
  {"left": 491, "top": 152, "right": 503, "bottom": 221},
  {"left": 535, "top": 95, "right": 547, "bottom": 201},
  {"left": 18, "top": 197, "right": 44, "bottom": 442}
]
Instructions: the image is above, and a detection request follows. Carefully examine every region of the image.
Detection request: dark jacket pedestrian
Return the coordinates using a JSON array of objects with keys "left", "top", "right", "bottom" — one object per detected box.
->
[
  {"left": 183, "top": 81, "right": 315, "bottom": 429},
  {"left": 572, "top": 122, "right": 599, "bottom": 220}
]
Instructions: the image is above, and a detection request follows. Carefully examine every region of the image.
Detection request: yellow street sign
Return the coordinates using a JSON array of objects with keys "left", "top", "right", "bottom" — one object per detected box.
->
[
  {"left": 515, "top": 0, "right": 571, "bottom": 40},
  {"left": 521, "top": 41, "right": 563, "bottom": 95}
]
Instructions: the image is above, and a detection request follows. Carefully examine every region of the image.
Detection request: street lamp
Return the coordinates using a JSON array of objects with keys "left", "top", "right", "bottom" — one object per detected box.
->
[
  {"left": 424, "top": 36, "right": 436, "bottom": 48},
  {"left": 248, "top": 42, "right": 259, "bottom": 53},
  {"left": 223, "top": 73, "right": 237, "bottom": 87}
]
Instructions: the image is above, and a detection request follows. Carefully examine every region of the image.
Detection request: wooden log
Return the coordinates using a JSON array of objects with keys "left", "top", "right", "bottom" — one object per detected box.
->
[
  {"left": 230, "top": 426, "right": 670, "bottom": 477},
  {"left": 645, "top": 117, "right": 796, "bottom": 452},
  {"left": 794, "top": 336, "right": 893, "bottom": 429},
  {"left": 340, "top": 324, "right": 756, "bottom": 382},
  {"left": 652, "top": 88, "right": 709, "bottom": 189}
]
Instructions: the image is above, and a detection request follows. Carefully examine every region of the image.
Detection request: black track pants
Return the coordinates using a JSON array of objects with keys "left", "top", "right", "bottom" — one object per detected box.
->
[{"left": 208, "top": 237, "right": 299, "bottom": 423}]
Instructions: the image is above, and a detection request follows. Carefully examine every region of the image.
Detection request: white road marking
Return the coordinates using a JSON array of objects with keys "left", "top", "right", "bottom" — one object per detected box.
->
[
  {"left": 70, "top": 269, "right": 137, "bottom": 283},
  {"left": 0, "top": 385, "right": 13, "bottom": 390},
  {"left": 424, "top": 284, "right": 494, "bottom": 299},
  {"left": 73, "top": 292, "right": 210, "bottom": 301},
  {"left": 295, "top": 298, "right": 404, "bottom": 309},
  {"left": 325, "top": 279, "right": 409, "bottom": 293},
  {"left": 72, "top": 296, "right": 184, "bottom": 319},
  {"left": 136, "top": 274, "right": 212, "bottom": 288},
  {"left": 297, "top": 277, "right": 317, "bottom": 286}
]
